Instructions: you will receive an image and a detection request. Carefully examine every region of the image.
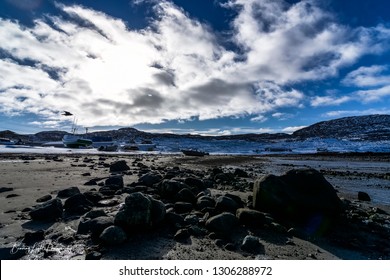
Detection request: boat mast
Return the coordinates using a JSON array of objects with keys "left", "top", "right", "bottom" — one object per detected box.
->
[
  {"left": 62, "top": 111, "right": 77, "bottom": 135},
  {"left": 71, "top": 117, "right": 78, "bottom": 135}
]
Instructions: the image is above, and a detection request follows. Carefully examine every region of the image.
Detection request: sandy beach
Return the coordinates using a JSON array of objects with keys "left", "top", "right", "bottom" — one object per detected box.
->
[{"left": 0, "top": 153, "right": 389, "bottom": 260}]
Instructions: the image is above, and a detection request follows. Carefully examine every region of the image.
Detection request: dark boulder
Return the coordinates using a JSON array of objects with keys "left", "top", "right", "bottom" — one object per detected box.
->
[
  {"left": 139, "top": 172, "right": 162, "bottom": 187},
  {"left": 114, "top": 192, "right": 165, "bottom": 232},
  {"left": 77, "top": 216, "right": 114, "bottom": 237},
  {"left": 184, "top": 177, "right": 205, "bottom": 192},
  {"left": 205, "top": 212, "right": 238, "bottom": 234},
  {"left": 188, "top": 225, "right": 207, "bottom": 237},
  {"left": 99, "top": 225, "right": 127, "bottom": 245},
  {"left": 109, "top": 160, "right": 130, "bottom": 172},
  {"left": 0, "top": 187, "right": 13, "bottom": 193},
  {"left": 175, "top": 188, "right": 196, "bottom": 204},
  {"left": 115, "top": 192, "right": 151, "bottom": 230},
  {"left": 84, "top": 209, "right": 107, "bottom": 219},
  {"left": 164, "top": 170, "right": 180, "bottom": 180},
  {"left": 64, "top": 194, "right": 93, "bottom": 215},
  {"left": 158, "top": 179, "right": 188, "bottom": 200},
  {"left": 253, "top": 169, "right": 342, "bottom": 229},
  {"left": 184, "top": 214, "right": 199, "bottom": 225},
  {"left": 98, "top": 186, "right": 116, "bottom": 196},
  {"left": 105, "top": 175, "right": 124, "bottom": 188},
  {"left": 234, "top": 168, "right": 248, "bottom": 178},
  {"left": 215, "top": 196, "right": 240, "bottom": 213},
  {"left": 150, "top": 198, "right": 166, "bottom": 226},
  {"left": 211, "top": 167, "right": 223, "bottom": 175},
  {"left": 57, "top": 187, "right": 80, "bottom": 198},
  {"left": 214, "top": 172, "right": 234, "bottom": 183},
  {"left": 174, "top": 228, "right": 190, "bottom": 242},
  {"left": 203, "top": 179, "right": 215, "bottom": 189},
  {"left": 174, "top": 202, "right": 193, "bottom": 214},
  {"left": 165, "top": 212, "right": 185, "bottom": 227},
  {"left": 236, "top": 208, "right": 266, "bottom": 228},
  {"left": 196, "top": 196, "right": 215, "bottom": 210},
  {"left": 30, "top": 198, "right": 63, "bottom": 221},
  {"left": 122, "top": 186, "right": 148, "bottom": 194},
  {"left": 225, "top": 193, "right": 244, "bottom": 208},
  {"left": 241, "top": 235, "right": 264, "bottom": 254},
  {"left": 83, "top": 191, "right": 105, "bottom": 205},
  {"left": 358, "top": 191, "right": 371, "bottom": 202},
  {"left": 84, "top": 179, "right": 98, "bottom": 186},
  {"left": 23, "top": 230, "right": 45, "bottom": 245}
]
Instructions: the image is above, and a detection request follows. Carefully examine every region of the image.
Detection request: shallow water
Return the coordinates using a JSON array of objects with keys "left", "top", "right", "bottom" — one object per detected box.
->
[
  {"left": 2, "top": 138, "right": 390, "bottom": 155},
  {"left": 268, "top": 158, "right": 390, "bottom": 206}
]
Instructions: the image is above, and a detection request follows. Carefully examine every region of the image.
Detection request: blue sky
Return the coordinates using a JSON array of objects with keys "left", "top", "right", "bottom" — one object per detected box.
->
[{"left": 0, "top": 0, "right": 390, "bottom": 135}]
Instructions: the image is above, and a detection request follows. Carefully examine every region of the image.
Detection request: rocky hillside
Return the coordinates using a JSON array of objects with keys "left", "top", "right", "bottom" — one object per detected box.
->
[
  {"left": 1, "top": 114, "right": 389, "bottom": 143},
  {"left": 0, "top": 130, "right": 30, "bottom": 142},
  {"left": 0, "top": 127, "right": 292, "bottom": 143},
  {"left": 293, "top": 114, "right": 390, "bottom": 140}
]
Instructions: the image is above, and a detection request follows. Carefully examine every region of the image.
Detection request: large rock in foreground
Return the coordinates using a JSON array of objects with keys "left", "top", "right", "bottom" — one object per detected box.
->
[
  {"left": 253, "top": 169, "right": 342, "bottom": 228},
  {"left": 114, "top": 192, "right": 166, "bottom": 232},
  {"left": 30, "top": 198, "right": 63, "bottom": 221}
]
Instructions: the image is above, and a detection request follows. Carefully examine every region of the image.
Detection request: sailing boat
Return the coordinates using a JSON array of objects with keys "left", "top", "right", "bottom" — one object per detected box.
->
[{"left": 62, "top": 112, "right": 93, "bottom": 148}]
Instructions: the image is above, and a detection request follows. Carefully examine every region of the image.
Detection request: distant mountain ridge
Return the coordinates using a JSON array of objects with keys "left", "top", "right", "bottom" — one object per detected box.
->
[
  {"left": 292, "top": 114, "right": 390, "bottom": 141},
  {"left": 1, "top": 114, "right": 389, "bottom": 143}
]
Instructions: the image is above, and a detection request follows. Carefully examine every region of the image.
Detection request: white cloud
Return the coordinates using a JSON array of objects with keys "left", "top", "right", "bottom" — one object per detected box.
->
[
  {"left": 311, "top": 95, "right": 352, "bottom": 107},
  {"left": 0, "top": 0, "right": 390, "bottom": 129},
  {"left": 272, "top": 112, "right": 294, "bottom": 120},
  {"left": 339, "top": 64, "right": 390, "bottom": 103},
  {"left": 250, "top": 115, "right": 268, "bottom": 122},
  {"left": 355, "top": 85, "right": 390, "bottom": 102},
  {"left": 141, "top": 126, "right": 275, "bottom": 136},
  {"left": 131, "top": 0, "right": 150, "bottom": 5},
  {"left": 28, "top": 120, "right": 63, "bottom": 129},
  {"left": 224, "top": 0, "right": 389, "bottom": 83},
  {"left": 313, "top": 64, "right": 390, "bottom": 107},
  {"left": 343, "top": 65, "right": 390, "bottom": 87},
  {"left": 253, "top": 81, "right": 305, "bottom": 111}
]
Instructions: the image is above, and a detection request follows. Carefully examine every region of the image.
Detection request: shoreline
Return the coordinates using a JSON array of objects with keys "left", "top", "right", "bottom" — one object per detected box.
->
[{"left": 0, "top": 153, "right": 389, "bottom": 260}]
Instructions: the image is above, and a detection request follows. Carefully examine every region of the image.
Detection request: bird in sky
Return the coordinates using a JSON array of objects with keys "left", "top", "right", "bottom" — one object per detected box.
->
[{"left": 62, "top": 111, "right": 73, "bottom": 116}]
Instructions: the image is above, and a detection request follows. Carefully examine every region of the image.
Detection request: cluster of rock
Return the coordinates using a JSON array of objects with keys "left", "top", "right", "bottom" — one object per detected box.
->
[{"left": 21, "top": 156, "right": 389, "bottom": 259}]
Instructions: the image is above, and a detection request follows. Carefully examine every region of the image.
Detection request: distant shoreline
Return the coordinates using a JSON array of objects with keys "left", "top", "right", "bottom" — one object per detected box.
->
[{"left": 1, "top": 150, "right": 390, "bottom": 158}]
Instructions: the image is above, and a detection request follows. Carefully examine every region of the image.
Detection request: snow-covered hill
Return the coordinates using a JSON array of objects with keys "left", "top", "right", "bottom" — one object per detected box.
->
[
  {"left": 1, "top": 115, "right": 390, "bottom": 154},
  {"left": 293, "top": 115, "right": 390, "bottom": 141}
]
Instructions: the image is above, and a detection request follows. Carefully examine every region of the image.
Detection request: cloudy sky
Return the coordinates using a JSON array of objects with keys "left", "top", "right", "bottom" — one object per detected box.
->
[{"left": 1, "top": 0, "right": 390, "bottom": 135}]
